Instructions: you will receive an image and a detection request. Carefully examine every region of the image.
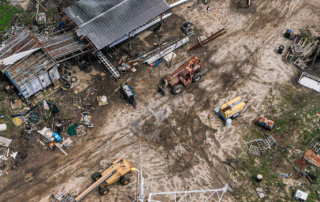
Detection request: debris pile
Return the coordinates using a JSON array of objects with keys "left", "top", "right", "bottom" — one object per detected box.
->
[
  {"left": 246, "top": 135, "right": 277, "bottom": 156},
  {"left": 286, "top": 37, "right": 319, "bottom": 70}
]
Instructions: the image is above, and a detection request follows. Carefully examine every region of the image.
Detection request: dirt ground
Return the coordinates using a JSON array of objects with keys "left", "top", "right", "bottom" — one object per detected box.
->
[{"left": 1, "top": 0, "right": 320, "bottom": 201}]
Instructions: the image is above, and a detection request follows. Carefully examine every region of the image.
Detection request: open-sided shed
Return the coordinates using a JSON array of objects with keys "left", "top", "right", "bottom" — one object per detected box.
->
[
  {"left": 64, "top": 0, "right": 170, "bottom": 50},
  {"left": 0, "top": 30, "right": 60, "bottom": 99}
]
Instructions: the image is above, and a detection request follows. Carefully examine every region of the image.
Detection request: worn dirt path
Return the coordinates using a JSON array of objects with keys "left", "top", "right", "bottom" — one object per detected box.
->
[{"left": 1, "top": 0, "right": 320, "bottom": 201}]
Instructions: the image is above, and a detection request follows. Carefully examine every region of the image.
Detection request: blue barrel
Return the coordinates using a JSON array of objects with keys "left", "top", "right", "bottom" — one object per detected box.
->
[
  {"left": 52, "top": 132, "right": 62, "bottom": 142},
  {"left": 153, "top": 59, "right": 163, "bottom": 68}
]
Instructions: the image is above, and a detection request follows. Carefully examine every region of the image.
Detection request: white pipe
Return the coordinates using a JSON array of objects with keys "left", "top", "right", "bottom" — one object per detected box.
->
[{"left": 170, "top": 0, "right": 189, "bottom": 8}]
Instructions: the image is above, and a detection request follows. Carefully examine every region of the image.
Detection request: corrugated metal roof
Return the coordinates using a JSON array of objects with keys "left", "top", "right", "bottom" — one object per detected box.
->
[
  {"left": 0, "top": 30, "right": 42, "bottom": 70},
  {"left": 64, "top": 0, "right": 170, "bottom": 50},
  {"left": 4, "top": 49, "right": 57, "bottom": 99},
  {"left": 42, "top": 32, "right": 88, "bottom": 60},
  {"left": 64, "top": 0, "right": 125, "bottom": 26},
  {"left": 4, "top": 50, "right": 55, "bottom": 86}
]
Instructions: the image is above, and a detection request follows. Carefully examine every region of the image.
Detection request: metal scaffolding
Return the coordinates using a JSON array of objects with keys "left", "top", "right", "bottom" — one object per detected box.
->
[{"left": 147, "top": 184, "right": 229, "bottom": 202}]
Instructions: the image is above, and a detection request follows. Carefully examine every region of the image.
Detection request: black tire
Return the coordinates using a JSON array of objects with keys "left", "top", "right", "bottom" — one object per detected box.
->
[
  {"left": 172, "top": 84, "right": 184, "bottom": 95},
  {"left": 99, "top": 182, "right": 108, "bottom": 188},
  {"left": 192, "top": 72, "right": 202, "bottom": 83},
  {"left": 99, "top": 187, "right": 110, "bottom": 195},
  {"left": 120, "top": 90, "right": 125, "bottom": 100},
  {"left": 91, "top": 172, "right": 102, "bottom": 181},
  {"left": 120, "top": 176, "right": 130, "bottom": 185}
]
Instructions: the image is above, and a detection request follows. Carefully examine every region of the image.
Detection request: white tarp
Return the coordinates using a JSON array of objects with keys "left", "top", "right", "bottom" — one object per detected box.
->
[
  {"left": 0, "top": 48, "right": 40, "bottom": 66},
  {"left": 298, "top": 72, "right": 320, "bottom": 93},
  {"left": 0, "top": 136, "right": 12, "bottom": 147}
]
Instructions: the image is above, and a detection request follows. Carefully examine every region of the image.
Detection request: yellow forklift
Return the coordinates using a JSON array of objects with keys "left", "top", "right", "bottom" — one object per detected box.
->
[{"left": 53, "top": 158, "right": 136, "bottom": 202}]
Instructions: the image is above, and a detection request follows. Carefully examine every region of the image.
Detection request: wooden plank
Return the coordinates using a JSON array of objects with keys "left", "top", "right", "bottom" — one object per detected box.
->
[{"left": 0, "top": 136, "right": 12, "bottom": 147}]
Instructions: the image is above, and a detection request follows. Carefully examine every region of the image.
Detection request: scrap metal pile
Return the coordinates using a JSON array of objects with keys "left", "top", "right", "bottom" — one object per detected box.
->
[{"left": 285, "top": 34, "right": 320, "bottom": 70}]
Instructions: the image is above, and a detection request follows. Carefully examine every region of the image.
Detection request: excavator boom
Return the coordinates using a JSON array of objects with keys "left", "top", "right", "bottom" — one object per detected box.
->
[{"left": 74, "top": 158, "right": 134, "bottom": 202}]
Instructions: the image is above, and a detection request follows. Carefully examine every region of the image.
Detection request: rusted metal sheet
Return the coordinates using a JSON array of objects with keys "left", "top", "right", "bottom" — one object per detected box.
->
[
  {"left": 304, "top": 149, "right": 320, "bottom": 167},
  {"left": 39, "top": 72, "right": 52, "bottom": 88},
  {"left": 0, "top": 30, "right": 42, "bottom": 70},
  {"left": 4, "top": 49, "right": 58, "bottom": 99},
  {"left": 19, "top": 77, "right": 42, "bottom": 98},
  {"left": 0, "top": 30, "right": 88, "bottom": 99},
  {"left": 42, "top": 32, "right": 88, "bottom": 61},
  {"left": 48, "top": 66, "right": 60, "bottom": 83}
]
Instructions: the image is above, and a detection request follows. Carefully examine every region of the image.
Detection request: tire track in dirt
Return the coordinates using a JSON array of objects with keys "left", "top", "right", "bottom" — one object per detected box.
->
[{"left": 0, "top": 0, "right": 315, "bottom": 201}]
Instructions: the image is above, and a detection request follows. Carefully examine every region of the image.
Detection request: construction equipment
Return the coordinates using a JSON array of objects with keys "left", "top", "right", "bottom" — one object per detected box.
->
[
  {"left": 120, "top": 82, "right": 136, "bottom": 108},
  {"left": 158, "top": 56, "right": 202, "bottom": 95},
  {"left": 74, "top": 158, "right": 136, "bottom": 201},
  {"left": 181, "top": 22, "right": 194, "bottom": 36},
  {"left": 257, "top": 116, "right": 274, "bottom": 130},
  {"left": 218, "top": 97, "right": 246, "bottom": 120}
]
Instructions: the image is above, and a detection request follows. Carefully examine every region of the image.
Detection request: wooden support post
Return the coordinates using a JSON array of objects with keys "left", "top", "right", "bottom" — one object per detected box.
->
[{"left": 128, "top": 32, "right": 132, "bottom": 57}]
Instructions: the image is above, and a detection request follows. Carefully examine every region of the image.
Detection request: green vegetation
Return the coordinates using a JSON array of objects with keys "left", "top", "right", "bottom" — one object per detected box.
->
[
  {"left": 0, "top": 2, "right": 21, "bottom": 31},
  {"left": 235, "top": 84, "right": 320, "bottom": 201}
]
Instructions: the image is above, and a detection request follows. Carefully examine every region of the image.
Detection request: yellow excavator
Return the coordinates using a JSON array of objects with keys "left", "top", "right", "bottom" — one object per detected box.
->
[
  {"left": 76, "top": 158, "right": 136, "bottom": 201},
  {"left": 53, "top": 158, "right": 136, "bottom": 202}
]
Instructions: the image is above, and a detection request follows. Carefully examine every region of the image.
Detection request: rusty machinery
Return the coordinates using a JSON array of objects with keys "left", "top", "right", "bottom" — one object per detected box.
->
[{"left": 158, "top": 56, "right": 202, "bottom": 95}]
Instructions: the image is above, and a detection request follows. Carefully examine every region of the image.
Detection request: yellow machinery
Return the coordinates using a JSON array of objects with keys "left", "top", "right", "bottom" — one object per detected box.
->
[
  {"left": 219, "top": 97, "right": 246, "bottom": 120},
  {"left": 75, "top": 158, "right": 136, "bottom": 201}
]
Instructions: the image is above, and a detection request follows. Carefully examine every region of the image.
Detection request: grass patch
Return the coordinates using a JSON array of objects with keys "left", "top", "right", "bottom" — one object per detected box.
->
[
  {"left": 235, "top": 84, "right": 320, "bottom": 201},
  {"left": 0, "top": 3, "right": 21, "bottom": 31}
]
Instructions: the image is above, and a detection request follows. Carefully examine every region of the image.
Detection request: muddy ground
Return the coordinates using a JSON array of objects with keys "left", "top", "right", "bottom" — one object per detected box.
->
[{"left": 0, "top": 0, "right": 320, "bottom": 201}]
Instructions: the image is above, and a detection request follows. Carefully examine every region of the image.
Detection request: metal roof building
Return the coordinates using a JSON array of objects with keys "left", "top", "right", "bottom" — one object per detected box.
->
[
  {"left": 64, "top": 0, "right": 170, "bottom": 50},
  {"left": 0, "top": 30, "right": 42, "bottom": 70}
]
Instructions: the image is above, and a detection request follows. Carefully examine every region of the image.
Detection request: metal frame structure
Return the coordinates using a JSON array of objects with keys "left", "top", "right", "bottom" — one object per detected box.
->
[
  {"left": 144, "top": 36, "right": 190, "bottom": 65},
  {"left": 109, "top": 13, "right": 172, "bottom": 48},
  {"left": 170, "top": 0, "right": 189, "bottom": 8},
  {"left": 60, "top": 0, "right": 190, "bottom": 78},
  {"left": 147, "top": 184, "right": 229, "bottom": 202}
]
